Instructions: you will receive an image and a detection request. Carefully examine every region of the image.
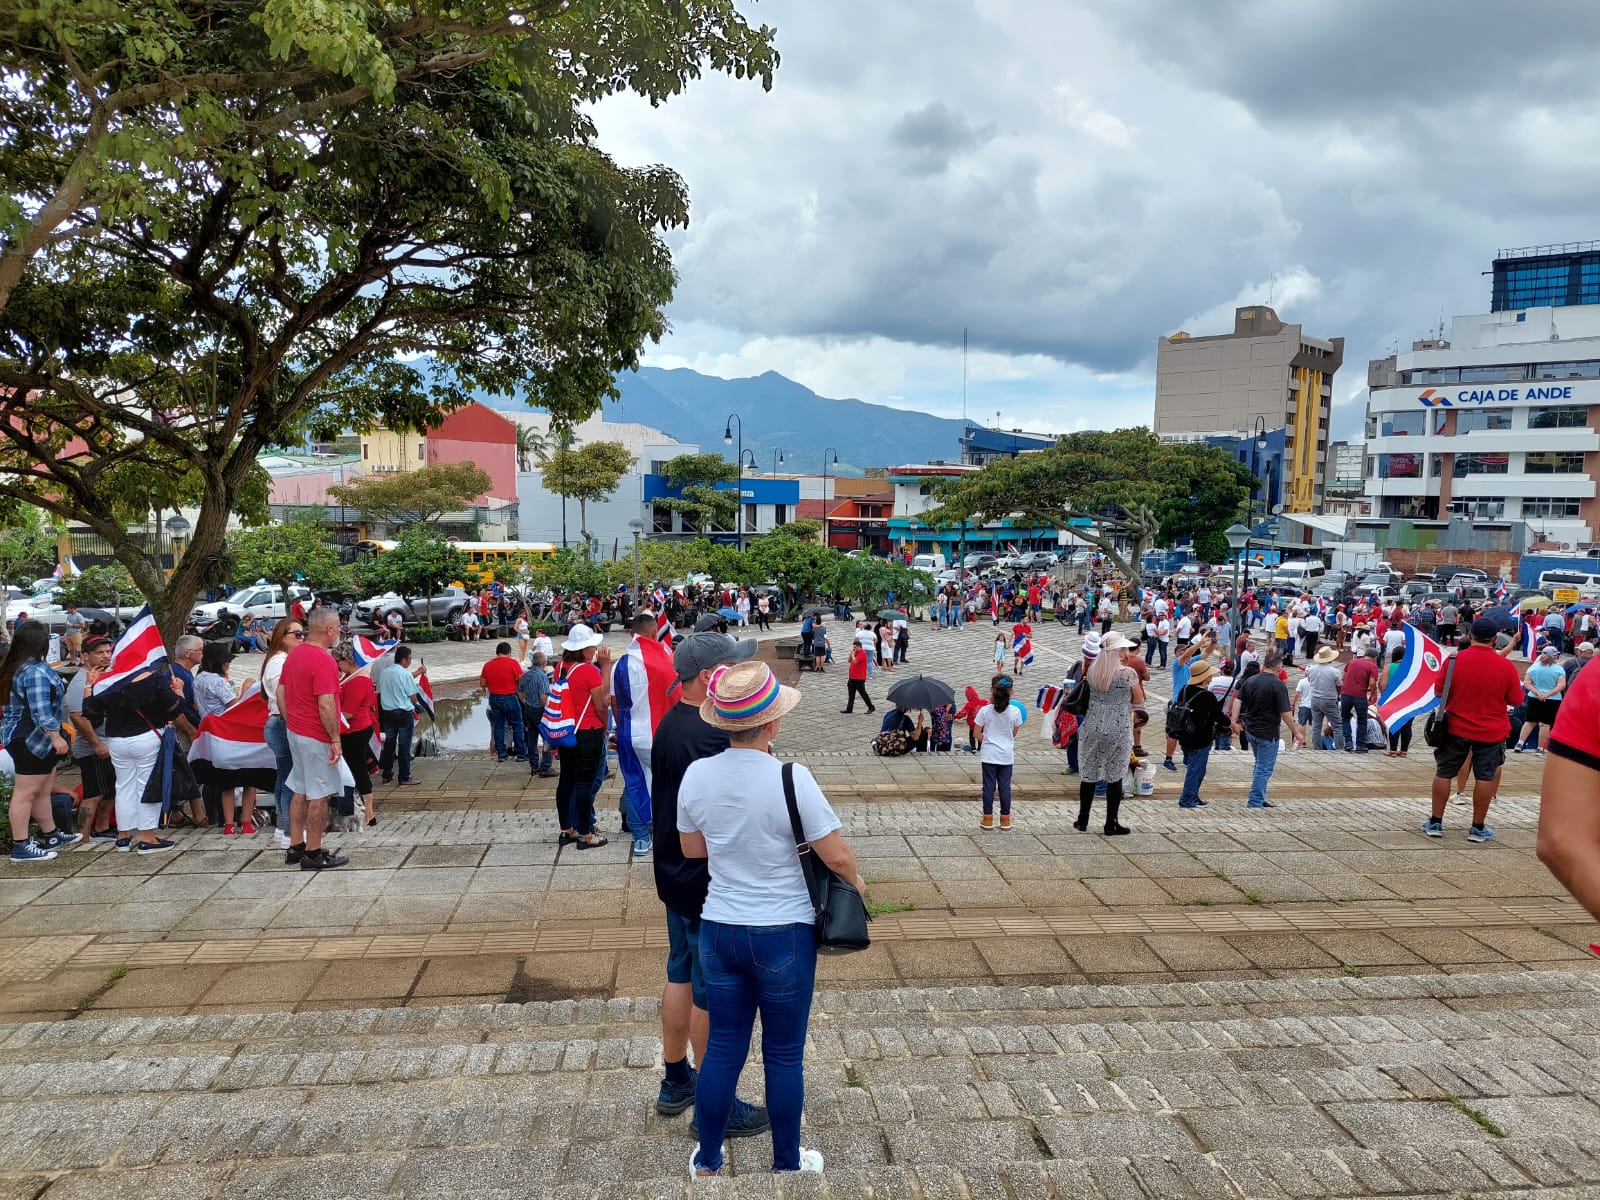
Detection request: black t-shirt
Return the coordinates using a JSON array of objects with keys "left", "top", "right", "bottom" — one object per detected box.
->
[
  {"left": 650, "top": 701, "right": 728, "bottom": 918},
  {"left": 1237, "top": 672, "right": 1291, "bottom": 740}
]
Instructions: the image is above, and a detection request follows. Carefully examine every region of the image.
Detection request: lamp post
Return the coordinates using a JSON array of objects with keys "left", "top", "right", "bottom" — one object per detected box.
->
[
  {"left": 165, "top": 513, "right": 192, "bottom": 578},
  {"left": 821, "top": 447, "right": 838, "bottom": 549},
  {"left": 1225, "top": 523, "right": 1251, "bottom": 618},
  {"left": 628, "top": 517, "right": 644, "bottom": 612},
  {"left": 724, "top": 413, "right": 744, "bottom": 551},
  {"left": 739, "top": 448, "right": 758, "bottom": 472},
  {"left": 772, "top": 448, "right": 785, "bottom": 475}
]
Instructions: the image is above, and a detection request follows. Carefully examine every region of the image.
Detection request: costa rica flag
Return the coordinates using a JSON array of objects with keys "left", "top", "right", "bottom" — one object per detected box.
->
[
  {"left": 91, "top": 605, "right": 167, "bottom": 695},
  {"left": 1036, "top": 683, "right": 1061, "bottom": 712},
  {"left": 351, "top": 636, "right": 396, "bottom": 667},
  {"left": 1521, "top": 620, "right": 1538, "bottom": 661},
  {"left": 1376, "top": 624, "right": 1447, "bottom": 733},
  {"left": 415, "top": 668, "right": 436, "bottom": 721},
  {"left": 1012, "top": 632, "right": 1034, "bottom": 666},
  {"left": 1495, "top": 578, "right": 1509, "bottom": 602}
]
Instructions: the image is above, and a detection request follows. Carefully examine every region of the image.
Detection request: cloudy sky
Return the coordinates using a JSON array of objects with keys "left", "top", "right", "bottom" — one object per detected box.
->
[{"left": 595, "top": 0, "right": 1600, "bottom": 440}]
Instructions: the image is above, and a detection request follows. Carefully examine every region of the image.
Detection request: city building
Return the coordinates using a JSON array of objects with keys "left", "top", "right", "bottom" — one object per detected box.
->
[
  {"left": 884, "top": 464, "right": 1059, "bottom": 557},
  {"left": 1324, "top": 440, "right": 1369, "bottom": 515},
  {"left": 960, "top": 424, "right": 1057, "bottom": 466},
  {"left": 1363, "top": 296, "right": 1600, "bottom": 547},
  {"left": 1158, "top": 427, "right": 1287, "bottom": 531},
  {"left": 359, "top": 401, "right": 518, "bottom": 503},
  {"left": 1492, "top": 242, "right": 1600, "bottom": 312},
  {"left": 1154, "top": 305, "right": 1344, "bottom": 513}
]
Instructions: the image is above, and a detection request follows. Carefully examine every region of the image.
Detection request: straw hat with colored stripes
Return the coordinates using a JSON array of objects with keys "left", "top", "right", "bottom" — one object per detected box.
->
[{"left": 699, "top": 660, "right": 802, "bottom": 730}]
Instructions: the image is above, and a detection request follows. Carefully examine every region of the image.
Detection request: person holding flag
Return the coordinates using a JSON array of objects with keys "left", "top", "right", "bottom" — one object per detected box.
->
[
  {"left": 1418, "top": 618, "right": 1522, "bottom": 842},
  {"left": 613, "top": 611, "right": 681, "bottom": 858},
  {"left": 1011, "top": 621, "right": 1033, "bottom": 676}
]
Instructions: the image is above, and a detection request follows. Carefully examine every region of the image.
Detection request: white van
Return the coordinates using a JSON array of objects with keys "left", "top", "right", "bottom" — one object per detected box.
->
[
  {"left": 1537, "top": 569, "right": 1600, "bottom": 601},
  {"left": 911, "top": 553, "right": 947, "bottom": 573},
  {"left": 1271, "top": 561, "right": 1327, "bottom": 589}
]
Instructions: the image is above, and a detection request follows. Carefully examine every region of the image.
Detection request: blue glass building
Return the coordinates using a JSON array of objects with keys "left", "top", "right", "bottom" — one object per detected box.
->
[{"left": 1492, "top": 243, "right": 1600, "bottom": 312}]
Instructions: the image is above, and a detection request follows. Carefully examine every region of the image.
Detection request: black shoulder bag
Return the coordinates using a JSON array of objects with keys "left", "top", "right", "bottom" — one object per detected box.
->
[
  {"left": 1422, "top": 656, "right": 1456, "bottom": 748},
  {"left": 782, "top": 762, "right": 871, "bottom": 954}
]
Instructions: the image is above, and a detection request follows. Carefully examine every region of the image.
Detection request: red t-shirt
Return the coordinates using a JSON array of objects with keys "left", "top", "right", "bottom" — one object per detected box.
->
[
  {"left": 1552, "top": 660, "right": 1600, "bottom": 768},
  {"left": 481, "top": 655, "right": 523, "bottom": 695},
  {"left": 848, "top": 646, "right": 868, "bottom": 681},
  {"left": 340, "top": 673, "right": 377, "bottom": 733},
  {"left": 561, "top": 661, "right": 606, "bottom": 730},
  {"left": 282, "top": 643, "right": 339, "bottom": 742},
  {"left": 1340, "top": 655, "right": 1380, "bottom": 699},
  {"left": 1442, "top": 644, "right": 1524, "bottom": 743}
]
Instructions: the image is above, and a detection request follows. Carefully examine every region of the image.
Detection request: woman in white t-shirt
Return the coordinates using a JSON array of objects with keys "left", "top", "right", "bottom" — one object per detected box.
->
[
  {"left": 973, "top": 675, "right": 1025, "bottom": 831},
  {"left": 677, "top": 661, "right": 862, "bottom": 1180}
]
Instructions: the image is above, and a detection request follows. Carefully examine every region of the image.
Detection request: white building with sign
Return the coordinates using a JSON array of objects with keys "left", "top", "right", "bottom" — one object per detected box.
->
[{"left": 1363, "top": 305, "right": 1600, "bottom": 546}]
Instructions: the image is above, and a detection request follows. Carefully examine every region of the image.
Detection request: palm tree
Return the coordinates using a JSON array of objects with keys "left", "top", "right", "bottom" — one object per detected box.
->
[{"left": 515, "top": 425, "right": 550, "bottom": 473}]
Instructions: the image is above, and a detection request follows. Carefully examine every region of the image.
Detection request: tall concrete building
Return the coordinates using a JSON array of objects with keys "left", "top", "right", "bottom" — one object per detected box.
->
[{"left": 1154, "top": 305, "right": 1344, "bottom": 513}]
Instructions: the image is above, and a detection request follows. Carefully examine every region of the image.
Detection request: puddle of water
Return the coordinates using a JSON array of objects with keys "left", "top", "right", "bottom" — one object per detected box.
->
[{"left": 428, "top": 686, "right": 495, "bottom": 754}]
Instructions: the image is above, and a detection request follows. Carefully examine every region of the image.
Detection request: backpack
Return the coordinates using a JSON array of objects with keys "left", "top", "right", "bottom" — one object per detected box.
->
[
  {"left": 1164, "top": 686, "right": 1204, "bottom": 743},
  {"left": 539, "top": 666, "right": 593, "bottom": 748}
]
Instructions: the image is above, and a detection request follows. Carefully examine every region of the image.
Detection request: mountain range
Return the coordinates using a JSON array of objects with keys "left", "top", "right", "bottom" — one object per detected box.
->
[{"left": 476, "top": 366, "right": 972, "bottom": 475}]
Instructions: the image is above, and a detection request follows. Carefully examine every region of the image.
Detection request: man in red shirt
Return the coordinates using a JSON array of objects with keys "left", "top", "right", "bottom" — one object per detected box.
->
[
  {"left": 480, "top": 641, "right": 527, "bottom": 762},
  {"left": 1338, "top": 646, "right": 1382, "bottom": 752},
  {"left": 1538, "top": 645, "right": 1600, "bottom": 917},
  {"left": 276, "top": 606, "right": 348, "bottom": 870},
  {"left": 1423, "top": 618, "right": 1524, "bottom": 843}
]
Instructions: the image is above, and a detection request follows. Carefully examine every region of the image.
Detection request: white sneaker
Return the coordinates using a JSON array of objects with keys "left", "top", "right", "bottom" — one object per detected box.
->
[
  {"left": 273, "top": 829, "right": 290, "bottom": 849},
  {"left": 796, "top": 1147, "right": 824, "bottom": 1173}
]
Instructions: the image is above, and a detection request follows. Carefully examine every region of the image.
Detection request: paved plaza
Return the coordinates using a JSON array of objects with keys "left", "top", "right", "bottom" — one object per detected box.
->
[{"left": 4, "top": 612, "right": 1599, "bottom": 1196}]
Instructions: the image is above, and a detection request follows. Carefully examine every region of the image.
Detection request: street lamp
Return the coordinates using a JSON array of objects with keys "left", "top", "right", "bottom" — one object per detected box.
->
[
  {"left": 739, "top": 448, "right": 758, "bottom": 472},
  {"left": 165, "top": 513, "right": 192, "bottom": 576},
  {"left": 724, "top": 413, "right": 744, "bottom": 551},
  {"left": 628, "top": 517, "right": 644, "bottom": 612},
  {"left": 772, "top": 448, "right": 784, "bottom": 475},
  {"left": 1225, "top": 522, "right": 1251, "bottom": 614},
  {"left": 821, "top": 447, "right": 838, "bottom": 549}
]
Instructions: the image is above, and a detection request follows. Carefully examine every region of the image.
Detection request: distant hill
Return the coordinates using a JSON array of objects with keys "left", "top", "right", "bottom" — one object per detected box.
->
[{"left": 472, "top": 366, "right": 971, "bottom": 475}]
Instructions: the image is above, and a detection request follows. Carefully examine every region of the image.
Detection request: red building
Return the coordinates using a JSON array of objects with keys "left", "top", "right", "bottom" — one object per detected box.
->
[
  {"left": 821, "top": 492, "right": 893, "bottom": 552},
  {"left": 425, "top": 403, "right": 519, "bottom": 503}
]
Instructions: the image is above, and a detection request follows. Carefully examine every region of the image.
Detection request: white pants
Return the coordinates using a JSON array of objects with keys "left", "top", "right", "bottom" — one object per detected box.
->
[{"left": 109, "top": 731, "right": 162, "bottom": 833}]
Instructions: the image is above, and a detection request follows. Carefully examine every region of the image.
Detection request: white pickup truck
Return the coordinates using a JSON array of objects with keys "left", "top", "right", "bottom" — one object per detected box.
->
[{"left": 190, "top": 583, "right": 311, "bottom": 626}]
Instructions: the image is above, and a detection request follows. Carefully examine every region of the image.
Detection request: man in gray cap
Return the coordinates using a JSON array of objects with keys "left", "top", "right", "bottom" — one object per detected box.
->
[{"left": 649, "top": 631, "right": 768, "bottom": 1136}]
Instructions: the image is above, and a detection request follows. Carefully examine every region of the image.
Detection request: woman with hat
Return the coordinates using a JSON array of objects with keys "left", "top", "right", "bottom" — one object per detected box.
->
[
  {"left": 555, "top": 622, "right": 612, "bottom": 848},
  {"left": 677, "top": 660, "right": 862, "bottom": 1179},
  {"left": 1172, "top": 660, "right": 1226, "bottom": 809},
  {"left": 1073, "top": 630, "right": 1143, "bottom": 835}
]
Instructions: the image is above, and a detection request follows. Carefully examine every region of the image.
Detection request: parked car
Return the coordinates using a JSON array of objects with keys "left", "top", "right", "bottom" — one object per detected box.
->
[
  {"left": 1004, "top": 550, "right": 1057, "bottom": 572},
  {"left": 1359, "top": 570, "right": 1403, "bottom": 589},
  {"left": 190, "top": 583, "right": 311, "bottom": 627},
  {"left": 961, "top": 552, "right": 999, "bottom": 571},
  {"left": 354, "top": 585, "right": 470, "bottom": 629},
  {"left": 1352, "top": 582, "right": 1401, "bottom": 603}
]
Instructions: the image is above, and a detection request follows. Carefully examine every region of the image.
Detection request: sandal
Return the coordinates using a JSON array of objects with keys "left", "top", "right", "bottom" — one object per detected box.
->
[
  {"left": 576, "top": 834, "right": 609, "bottom": 849},
  {"left": 558, "top": 832, "right": 579, "bottom": 845}
]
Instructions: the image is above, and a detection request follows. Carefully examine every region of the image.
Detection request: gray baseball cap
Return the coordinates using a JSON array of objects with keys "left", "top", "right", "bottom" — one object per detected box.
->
[{"left": 673, "top": 631, "right": 758, "bottom": 681}]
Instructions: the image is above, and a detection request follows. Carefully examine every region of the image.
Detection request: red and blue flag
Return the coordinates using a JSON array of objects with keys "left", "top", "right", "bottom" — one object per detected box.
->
[
  {"left": 1377, "top": 624, "right": 1447, "bottom": 733},
  {"left": 92, "top": 605, "right": 167, "bottom": 696}
]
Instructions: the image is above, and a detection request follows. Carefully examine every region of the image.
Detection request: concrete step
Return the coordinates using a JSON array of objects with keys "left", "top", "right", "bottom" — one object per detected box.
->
[{"left": 4, "top": 971, "right": 1600, "bottom": 1196}]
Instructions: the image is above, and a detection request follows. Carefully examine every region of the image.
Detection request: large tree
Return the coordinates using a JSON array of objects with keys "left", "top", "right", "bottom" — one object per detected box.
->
[
  {"left": 539, "top": 441, "right": 634, "bottom": 551},
  {"left": 924, "top": 429, "right": 1256, "bottom": 581},
  {"left": 0, "top": 2, "right": 778, "bottom": 637},
  {"left": 658, "top": 452, "right": 740, "bottom": 532},
  {"left": 327, "top": 462, "right": 493, "bottom": 529}
]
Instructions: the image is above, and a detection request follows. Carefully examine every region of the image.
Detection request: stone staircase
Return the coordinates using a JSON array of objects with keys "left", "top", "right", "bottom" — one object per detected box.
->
[{"left": 6, "top": 970, "right": 1600, "bottom": 1197}]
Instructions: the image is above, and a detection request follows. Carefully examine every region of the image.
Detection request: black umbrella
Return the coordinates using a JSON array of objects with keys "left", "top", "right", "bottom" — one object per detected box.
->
[
  {"left": 1478, "top": 604, "right": 1519, "bottom": 633},
  {"left": 801, "top": 605, "right": 832, "bottom": 616},
  {"left": 885, "top": 674, "right": 956, "bottom": 710}
]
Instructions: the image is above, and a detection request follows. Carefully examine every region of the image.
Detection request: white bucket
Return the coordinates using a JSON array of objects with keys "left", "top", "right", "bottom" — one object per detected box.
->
[{"left": 1129, "top": 760, "right": 1156, "bottom": 796}]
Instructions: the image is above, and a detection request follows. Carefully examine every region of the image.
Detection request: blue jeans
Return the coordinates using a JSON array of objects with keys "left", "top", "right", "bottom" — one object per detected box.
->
[
  {"left": 378, "top": 709, "right": 414, "bottom": 782},
  {"left": 1179, "top": 744, "right": 1209, "bottom": 806},
  {"left": 1339, "top": 696, "right": 1369, "bottom": 750},
  {"left": 1246, "top": 732, "right": 1279, "bottom": 807},
  {"left": 621, "top": 783, "right": 650, "bottom": 839},
  {"left": 488, "top": 694, "right": 526, "bottom": 759},
  {"left": 263, "top": 715, "right": 294, "bottom": 833},
  {"left": 696, "top": 920, "right": 818, "bottom": 1173},
  {"left": 1066, "top": 732, "right": 1079, "bottom": 773},
  {"left": 520, "top": 704, "right": 553, "bottom": 772}
]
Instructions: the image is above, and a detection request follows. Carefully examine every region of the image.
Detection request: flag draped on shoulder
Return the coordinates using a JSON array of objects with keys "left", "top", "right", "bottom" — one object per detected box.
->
[
  {"left": 612, "top": 635, "right": 680, "bottom": 823},
  {"left": 91, "top": 605, "right": 166, "bottom": 695},
  {"left": 1376, "top": 624, "right": 1447, "bottom": 733},
  {"left": 186, "top": 682, "right": 276, "bottom": 783}
]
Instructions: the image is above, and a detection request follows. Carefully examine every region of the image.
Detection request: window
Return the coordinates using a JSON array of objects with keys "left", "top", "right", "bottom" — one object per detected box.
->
[
  {"left": 1433, "top": 410, "right": 1450, "bottom": 434},
  {"left": 1459, "top": 364, "right": 1527, "bottom": 382},
  {"left": 1525, "top": 451, "right": 1584, "bottom": 474},
  {"left": 1377, "top": 453, "right": 1421, "bottom": 479},
  {"left": 918, "top": 484, "right": 933, "bottom": 496},
  {"left": 1430, "top": 456, "right": 1444, "bottom": 477},
  {"left": 418, "top": 442, "right": 426, "bottom": 458},
  {"left": 1402, "top": 368, "right": 1458, "bottom": 385},
  {"left": 362, "top": 444, "right": 369, "bottom": 460},
  {"left": 1456, "top": 409, "right": 1512, "bottom": 433},
  {"left": 1461, "top": 497, "right": 1506, "bottom": 519},
  {"left": 1453, "top": 453, "right": 1508, "bottom": 476},
  {"left": 1523, "top": 497, "right": 1582, "bottom": 519},
  {"left": 1380, "top": 412, "right": 1426, "bottom": 436},
  {"left": 1533, "top": 360, "right": 1600, "bottom": 380},
  {"left": 1529, "top": 405, "right": 1588, "bottom": 429}
]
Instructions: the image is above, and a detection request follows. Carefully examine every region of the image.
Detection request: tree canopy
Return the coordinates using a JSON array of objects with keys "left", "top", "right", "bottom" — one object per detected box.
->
[
  {"left": 658, "top": 452, "right": 739, "bottom": 531},
  {"left": 0, "top": 508, "right": 58, "bottom": 591},
  {"left": 327, "top": 463, "right": 493, "bottom": 528},
  {"left": 0, "top": 1, "right": 778, "bottom": 636},
  {"left": 539, "top": 442, "right": 635, "bottom": 547},
  {"left": 923, "top": 429, "right": 1256, "bottom": 580},
  {"left": 360, "top": 526, "right": 465, "bottom": 625},
  {"left": 226, "top": 517, "right": 350, "bottom": 594}
]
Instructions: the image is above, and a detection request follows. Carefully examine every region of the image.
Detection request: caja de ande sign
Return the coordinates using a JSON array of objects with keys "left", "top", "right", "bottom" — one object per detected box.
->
[{"left": 1415, "top": 384, "right": 1575, "bottom": 408}]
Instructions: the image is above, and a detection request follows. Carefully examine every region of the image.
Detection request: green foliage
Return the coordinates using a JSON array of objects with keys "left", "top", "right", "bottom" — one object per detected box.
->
[
  {"left": 1192, "top": 529, "right": 1231, "bottom": 566},
  {"left": 404, "top": 626, "right": 449, "bottom": 644},
  {"left": 702, "top": 541, "right": 749, "bottom": 585},
  {"left": 515, "top": 426, "right": 550, "bottom": 473},
  {"left": 659, "top": 453, "right": 739, "bottom": 531},
  {"left": 328, "top": 463, "right": 493, "bottom": 527},
  {"left": 529, "top": 546, "right": 611, "bottom": 598},
  {"left": 610, "top": 539, "right": 711, "bottom": 591},
  {"left": 0, "top": 508, "right": 58, "bottom": 589},
  {"left": 832, "top": 555, "right": 933, "bottom": 611},
  {"left": 55, "top": 565, "right": 143, "bottom": 608},
  {"left": 365, "top": 527, "right": 465, "bottom": 625},
  {"left": 924, "top": 429, "right": 1255, "bottom": 580},
  {"left": 226, "top": 519, "right": 350, "bottom": 593},
  {"left": 744, "top": 527, "right": 836, "bottom": 605},
  {"left": 540, "top": 442, "right": 635, "bottom": 544},
  {"left": 0, "top": 1, "right": 778, "bottom": 634},
  {"left": 777, "top": 517, "right": 824, "bottom": 542}
]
